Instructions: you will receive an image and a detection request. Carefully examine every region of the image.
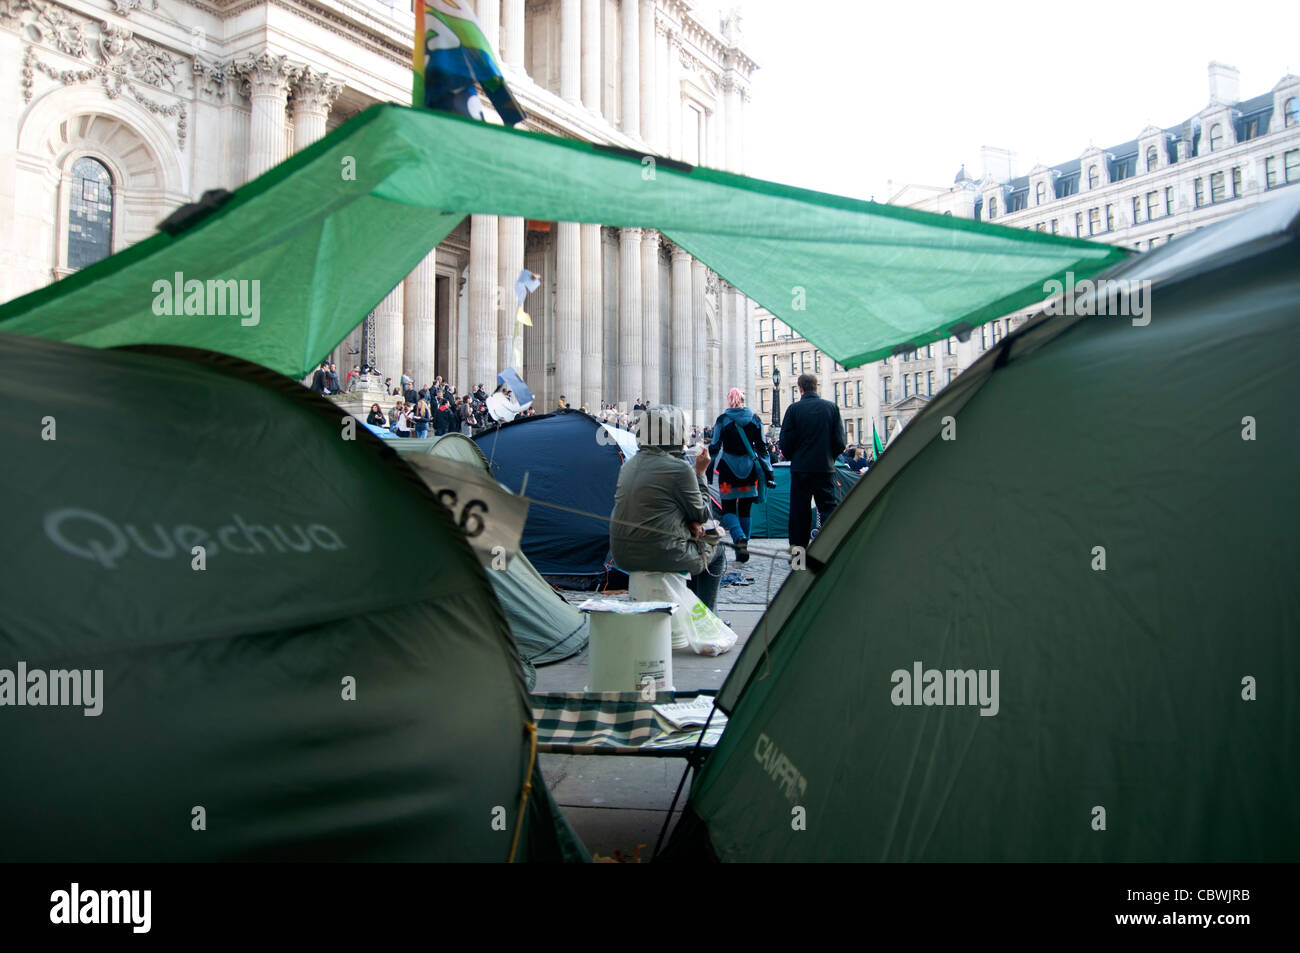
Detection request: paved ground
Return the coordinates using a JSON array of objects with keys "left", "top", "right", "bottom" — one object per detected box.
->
[{"left": 539, "top": 537, "right": 790, "bottom": 860}]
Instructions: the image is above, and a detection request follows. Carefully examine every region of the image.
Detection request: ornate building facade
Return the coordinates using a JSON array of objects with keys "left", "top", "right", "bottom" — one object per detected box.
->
[
  {"left": 1, "top": 0, "right": 758, "bottom": 421},
  {"left": 754, "top": 62, "right": 1300, "bottom": 449}
]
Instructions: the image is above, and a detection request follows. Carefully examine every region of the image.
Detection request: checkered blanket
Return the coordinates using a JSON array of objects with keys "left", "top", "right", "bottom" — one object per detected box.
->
[{"left": 531, "top": 691, "right": 726, "bottom": 757}]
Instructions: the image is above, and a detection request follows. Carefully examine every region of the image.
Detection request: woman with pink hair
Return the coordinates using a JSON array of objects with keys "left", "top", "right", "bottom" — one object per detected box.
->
[{"left": 706, "top": 387, "right": 775, "bottom": 562}]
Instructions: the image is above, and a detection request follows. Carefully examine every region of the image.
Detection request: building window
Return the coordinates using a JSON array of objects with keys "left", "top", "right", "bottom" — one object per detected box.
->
[
  {"left": 1147, "top": 190, "right": 1160, "bottom": 220},
  {"left": 903, "top": 375, "right": 911, "bottom": 398},
  {"left": 1210, "top": 171, "right": 1225, "bottom": 203},
  {"left": 1145, "top": 145, "right": 1158, "bottom": 171},
  {"left": 1035, "top": 182, "right": 1046, "bottom": 205},
  {"left": 1010, "top": 192, "right": 1027, "bottom": 212},
  {"left": 1208, "top": 123, "right": 1223, "bottom": 152},
  {"left": 1057, "top": 174, "right": 1078, "bottom": 198},
  {"left": 1165, "top": 186, "right": 1175, "bottom": 215},
  {"left": 1075, "top": 212, "right": 1084, "bottom": 236},
  {"left": 1285, "top": 97, "right": 1299, "bottom": 128},
  {"left": 926, "top": 371, "right": 934, "bottom": 396},
  {"left": 1132, "top": 196, "right": 1142, "bottom": 224},
  {"left": 902, "top": 349, "right": 911, "bottom": 362},
  {"left": 1266, "top": 156, "right": 1278, "bottom": 189},
  {"left": 67, "top": 156, "right": 114, "bottom": 270},
  {"left": 946, "top": 368, "right": 955, "bottom": 386},
  {"left": 1194, "top": 178, "right": 1204, "bottom": 207},
  {"left": 980, "top": 324, "right": 989, "bottom": 350},
  {"left": 914, "top": 373, "right": 923, "bottom": 396},
  {"left": 856, "top": 381, "right": 862, "bottom": 406},
  {"left": 1088, "top": 207, "right": 1101, "bottom": 235},
  {"left": 760, "top": 390, "right": 768, "bottom": 412},
  {"left": 992, "top": 320, "right": 1003, "bottom": 343},
  {"left": 1087, "top": 165, "right": 1099, "bottom": 189},
  {"left": 946, "top": 337, "right": 955, "bottom": 355},
  {"left": 834, "top": 382, "right": 840, "bottom": 405},
  {"left": 789, "top": 353, "right": 796, "bottom": 375},
  {"left": 1231, "top": 167, "right": 1242, "bottom": 198},
  {"left": 1105, "top": 204, "right": 1115, "bottom": 231},
  {"left": 683, "top": 103, "right": 703, "bottom": 165},
  {"left": 988, "top": 197, "right": 998, "bottom": 219},
  {"left": 1286, "top": 149, "right": 1299, "bottom": 183},
  {"left": 882, "top": 377, "right": 892, "bottom": 402},
  {"left": 791, "top": 385, "right": 798, "bottom": 403},
  {"left": 1050, "top": 219, "right": 1058, "bottom": 233},
  {"left": 814, "top": 351, "right": 821, "bottom": 373},
  {"left": 759, "top": 355, "right": 767, "bottom": 378}
]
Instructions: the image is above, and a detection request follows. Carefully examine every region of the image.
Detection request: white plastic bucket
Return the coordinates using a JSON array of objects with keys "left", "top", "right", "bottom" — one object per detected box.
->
[
  {"left": 582, "top": 600, "right": 675, "bottom": 694},
  {"left": 629, "top": 572, "right": 691, "bottom": 650}
]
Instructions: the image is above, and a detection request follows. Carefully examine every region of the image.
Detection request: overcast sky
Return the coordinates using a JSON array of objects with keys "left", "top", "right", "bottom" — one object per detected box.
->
[{"left": 710, "top": 0, "right": 1300, "bottom": 202}]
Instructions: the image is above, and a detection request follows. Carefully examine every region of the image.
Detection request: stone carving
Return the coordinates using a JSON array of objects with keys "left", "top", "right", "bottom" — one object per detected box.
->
[
  {"left": 109, "top": 0, "right": 159, "bottom": 14},
  {"left": 233, "top": 52, "right": 293, "bottom": 100},
  {"left": 719, "top": 7, "right": 744, "bottom": 44},
  {"left": 192, "top": 57, "right": 227, "bottom": 100},
  {"left": 288, "top": 65, "right": 342, "bottom": 117},
  {"left": 16, "top": 0, "right": 188, "bottom": 146}
]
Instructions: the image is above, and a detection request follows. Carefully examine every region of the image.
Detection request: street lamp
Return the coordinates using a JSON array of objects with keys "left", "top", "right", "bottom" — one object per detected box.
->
[{"left": 771, "top": 366, "right": 782, "bottom": 428}]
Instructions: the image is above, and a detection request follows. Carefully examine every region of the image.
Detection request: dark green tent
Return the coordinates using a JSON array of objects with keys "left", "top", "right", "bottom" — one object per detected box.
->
[
  {"left": 0, "top": 335, "right": 585, "bottom": 861},
  {"left": 666, "top": 192, "right": 1300, "bottom": 862}
]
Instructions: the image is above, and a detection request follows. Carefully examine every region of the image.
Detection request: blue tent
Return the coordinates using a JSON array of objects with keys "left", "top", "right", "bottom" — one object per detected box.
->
[{"left": 474, "top": 411, "right": 632, "bottom": 588}]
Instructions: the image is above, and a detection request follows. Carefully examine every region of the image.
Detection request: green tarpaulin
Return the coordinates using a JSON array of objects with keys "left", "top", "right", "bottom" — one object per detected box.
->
[
  {"left": 665, "top": 191, "right": 1300, "bottom": 862},
  {"left": 0, "top": 105, "right": 1127, "bottom": 375}
]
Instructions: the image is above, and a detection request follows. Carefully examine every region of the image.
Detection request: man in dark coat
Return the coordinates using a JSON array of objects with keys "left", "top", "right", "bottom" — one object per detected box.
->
[
  {"left": 326, "top": 362, "right": 340, "bottom": 394},
  {"left": 309, "top": 361, "right": 328, "bottom": 394},
  {"left": 779, "top": 373, "right": 847, "bottom": 551}
]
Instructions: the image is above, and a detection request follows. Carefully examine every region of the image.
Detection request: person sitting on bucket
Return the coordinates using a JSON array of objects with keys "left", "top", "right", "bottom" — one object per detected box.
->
[{"left": 609, "top": 405, "right": 726, "bottom": 613}]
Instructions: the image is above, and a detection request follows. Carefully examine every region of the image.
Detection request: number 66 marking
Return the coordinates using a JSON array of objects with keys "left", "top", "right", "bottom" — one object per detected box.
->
[{"left": 435, "top": 489, "right": 490, "bottom": 538}]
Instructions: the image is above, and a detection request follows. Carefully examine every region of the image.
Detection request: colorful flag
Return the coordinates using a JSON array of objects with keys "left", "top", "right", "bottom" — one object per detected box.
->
[
  {"left": 414, "top": 1, "right": 525, "bottom": 126},
  {"left": 872, "top": 421, "right": 885, "bottom": 460},
  {"left": 514, "top": 268, "right": 540, "bottom": 307}
]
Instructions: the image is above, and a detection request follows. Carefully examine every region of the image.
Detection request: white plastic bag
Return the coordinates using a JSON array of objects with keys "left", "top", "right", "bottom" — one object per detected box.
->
[{"left": 629, "top": 571, "right": 737, "bottom": 656}]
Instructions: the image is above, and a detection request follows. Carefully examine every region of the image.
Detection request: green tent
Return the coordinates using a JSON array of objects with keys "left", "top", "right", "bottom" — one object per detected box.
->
[
  {"left": 389, "top": 434, "right": 589, "bottom": 683},
  {"left": 666, "top": 192, "right": 1300, "bottom": 862},
  {"left": 0, "top": 105, "right": 1126, "bottom": 374},
  {"left": 0, "top": 335, "right": 585, "bottom": 862},
  {"left": 746, "top": 463, "right": 861, "bottom": 538}
]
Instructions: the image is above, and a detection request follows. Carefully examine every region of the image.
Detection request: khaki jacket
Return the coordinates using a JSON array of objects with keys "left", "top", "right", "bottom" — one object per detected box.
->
[{"left": 610, "top": 447, "right": 710, "bottom": 574}]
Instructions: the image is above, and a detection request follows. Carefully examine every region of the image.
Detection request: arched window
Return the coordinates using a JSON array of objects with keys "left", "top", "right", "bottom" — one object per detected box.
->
[
  {"left": 1087, "top": 165, "right": 1099, "bottom": 189},
  {"left": 1145, "top": 145, "right": 1158, "bottom": 171},
  {"left": 1035, "top": 182, "right": 1046, "bottom": 205},
  {"left": 987, "top": 196, "right": 997, "bottom": 219},
  {"left": 1209, "top": 123, "right": 1223, "bottom": 152},
  {"left": 67, "top": 157, "right": 113, "bottom": 270},
  {"left": 1286, "top": 97, "right": 1300, "bottom": 128}
]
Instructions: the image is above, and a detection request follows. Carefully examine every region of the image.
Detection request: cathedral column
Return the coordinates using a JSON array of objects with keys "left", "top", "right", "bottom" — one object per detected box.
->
[
  {"left": 237, "top": 53, "right": 293, "bottom": 181},
  {"left": 469, "top": 214, "right": 499, "bottom": 393},
  {"left": 475, "top": 0, "right": 499, "bottom": 49},
  {"left": 666, "top": 31, "right": 682, "bottom": 160},
  {"left": 555, "top": 222, "right": 581, "bottom": 404},
  {"left": 560, "top": 0, "right": 581, "bottom": 104},
  {"left": 580, "top": 223, "right": 603, "bottom": 410},
  {"left": 639, "top": 0, "right": 656, "bottom": 144},
  {"left": 498, "top": 216, "right": 525, "bottom": 371},
  {"left": 501, "top": 0, "right": 525, "bottom": 71},
  {"left": 581, "top": 0, "right": 601, "bottom": 113},
  {"left": 640, "top": 230, "right": 662, "bottom": 405},
  {"left": 290, "top": 67, "right": 339, "bottom": 152},
  {"left": 692, "top": 260, "right": 709, "bottom": 425},
  {"left": 670, "top": 243, "right": 693, "bottom": 415},
  {"left": 620, "top": 0, "right": 640, "bottom": 136},
  {"left": 403, "top": 249, "right": 438, "bottom": 390},
  {"left": 374, "top": 283, "right": 405, "bottom": 384},
  {"left": 618, "top": 227, "right": 643, "bottom": 405}
]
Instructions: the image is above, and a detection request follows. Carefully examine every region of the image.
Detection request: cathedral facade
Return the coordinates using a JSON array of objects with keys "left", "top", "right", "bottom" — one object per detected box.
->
[{"left": 1, "top": 0, "right": 759, "bottom": 420}]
